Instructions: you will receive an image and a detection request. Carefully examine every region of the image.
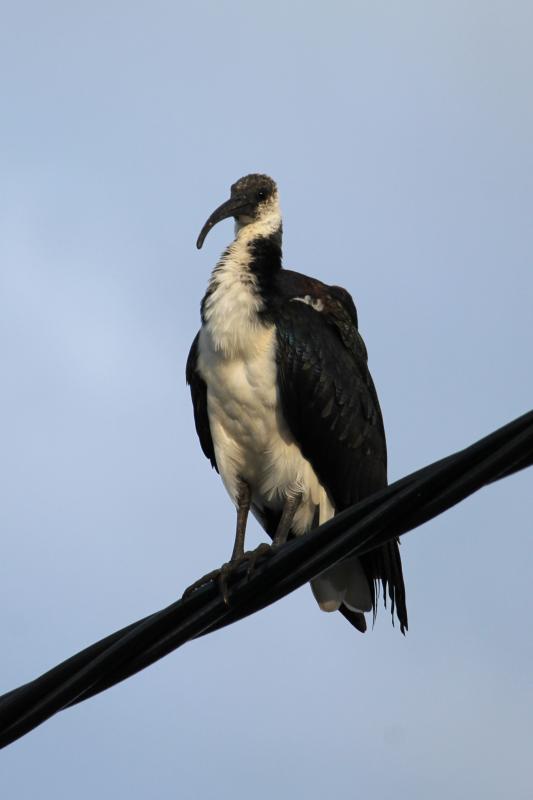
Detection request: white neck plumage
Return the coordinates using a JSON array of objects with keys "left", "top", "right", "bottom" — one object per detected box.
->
[
  {"left": 201, "top": 197, "right": 282, "bottom": 357},
  {"left": 233, "top": 198, "right": 282, "bottom": 245}
]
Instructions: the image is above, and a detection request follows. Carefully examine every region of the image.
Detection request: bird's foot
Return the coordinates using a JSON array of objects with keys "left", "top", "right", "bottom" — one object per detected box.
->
[
  {"left": 182, "top": 543, "right": 278, "bottom": 605},
  {"left": 183, "top": 557, "right": 253, "bottom": 605},
  {"left": 182, "top": 568, "right": 223, "bottom": 600},
  {"left": 242, "top": 542, "right": 274, "bottom": 579}
]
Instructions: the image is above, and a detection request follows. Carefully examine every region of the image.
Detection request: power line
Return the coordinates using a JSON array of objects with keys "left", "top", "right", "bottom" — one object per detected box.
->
[{"left": 0, "top": 409, "right": 531, "bottom": 749}]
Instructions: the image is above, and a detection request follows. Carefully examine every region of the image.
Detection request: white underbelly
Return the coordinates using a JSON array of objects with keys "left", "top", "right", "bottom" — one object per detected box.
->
[{"left": 197, "top": 324, "right": 334, "bottom": 535}]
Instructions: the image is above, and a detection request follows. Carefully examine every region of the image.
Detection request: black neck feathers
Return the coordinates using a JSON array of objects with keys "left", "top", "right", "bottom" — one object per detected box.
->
[
  {"left": 248, "top": 226, "right": 283, "bottom": 295},
  {"left": 200, "top": 225, "right": 283, "bottom": 324}
]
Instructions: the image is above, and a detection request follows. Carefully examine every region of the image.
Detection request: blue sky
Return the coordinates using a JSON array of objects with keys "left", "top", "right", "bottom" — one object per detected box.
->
[{"left": 1, "top": 2, "right": 532, "bottom": 798}]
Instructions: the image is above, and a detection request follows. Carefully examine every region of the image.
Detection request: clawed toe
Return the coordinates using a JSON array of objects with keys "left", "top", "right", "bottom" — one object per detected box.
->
[
  {"left": 244, "top": 543, "right": 273, "bottom": 579},
  {"left": 183, "top": 559, "right": 245, "bottom": 606},
  {"left": 182, "top": 542, "right": 278, "bottom": 605},
  {"left": 217, "top": 561, "right": 236, "bottom": 605},
  {"left": 182, "top": 568, "right": 222, "bottom": 599}
]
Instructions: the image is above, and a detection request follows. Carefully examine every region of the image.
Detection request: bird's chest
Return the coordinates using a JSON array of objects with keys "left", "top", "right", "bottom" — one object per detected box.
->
[{"left": 197, "top": 324, "right": 292, "bottom": 503}]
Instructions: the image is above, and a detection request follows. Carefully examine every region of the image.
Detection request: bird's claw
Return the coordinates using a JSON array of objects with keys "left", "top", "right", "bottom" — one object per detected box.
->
[
  {"left": 182, "top": 542, "right": 277, "bottom": 604},
  {"left": 243, "top": 543, "right": 273, "bottom": 579},
  {"left": 182, "top": 560, "right": 244, "bottom": 606},
  {"left": 217, "top": 561, "right": 235, "bottom": 605},
  {"left": 182, "top": 568, "right": 222, "bottom": 599}
]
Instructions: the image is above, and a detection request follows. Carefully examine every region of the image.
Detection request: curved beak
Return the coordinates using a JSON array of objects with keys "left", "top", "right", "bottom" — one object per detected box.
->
[{"left": 196, "top": 195, "right": 250, "bottom": 249}]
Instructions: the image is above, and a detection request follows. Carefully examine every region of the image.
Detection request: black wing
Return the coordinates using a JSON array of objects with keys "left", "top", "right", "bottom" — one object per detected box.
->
[
  {"left": 274, "top": 277, "right": 407, "bottom": 632},
  {"left": 186, "top": 332, "right": 217, "bottom": 471}
]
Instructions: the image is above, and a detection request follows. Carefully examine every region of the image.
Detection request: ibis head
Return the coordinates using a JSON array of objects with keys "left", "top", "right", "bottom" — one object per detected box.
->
[{"left": 196, "top": 174, "right": 278, "bottom": 249}]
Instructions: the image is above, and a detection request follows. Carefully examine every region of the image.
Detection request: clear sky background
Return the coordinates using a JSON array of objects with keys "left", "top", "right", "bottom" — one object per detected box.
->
[{"left": 1, "top": 2, "right": 532, "bottom": 798}]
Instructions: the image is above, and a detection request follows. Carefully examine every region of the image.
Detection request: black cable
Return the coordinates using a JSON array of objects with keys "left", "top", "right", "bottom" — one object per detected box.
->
[{"left": 0, "top": 410, "right": 531, "bottom": 749}]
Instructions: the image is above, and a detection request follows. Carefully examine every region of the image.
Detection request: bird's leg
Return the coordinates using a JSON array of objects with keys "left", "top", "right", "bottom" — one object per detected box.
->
[
  {"left": 183, "top": 488, "right": 302, "bottom": 600},
  {"left": 230, "top": 481, "right": 251, "bottom": 561},
  {"left": 272, "top": 491, "right": 302, "bottom": 547},
  {"left": 244, "top": 492, "right": 302, "bottom": 578},
  {"left": 216, "top": 481, "right": 251, "bottom": 602},
  {"left": 182, "top": 480, "right": 251, "bottom": 603}
]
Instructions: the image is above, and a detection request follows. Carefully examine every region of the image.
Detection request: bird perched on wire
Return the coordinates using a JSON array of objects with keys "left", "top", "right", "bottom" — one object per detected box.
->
[{"left": 185, "top": 173, "right": 407, "bottom": 633}]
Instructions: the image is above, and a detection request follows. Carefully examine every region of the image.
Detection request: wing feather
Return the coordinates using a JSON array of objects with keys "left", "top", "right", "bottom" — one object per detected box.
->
[
  {"left": 186, "top": 333, "right": 217, "bottom": 471},
  {"left": 275, "top": 294, "right": 408, "bottom": 632}
]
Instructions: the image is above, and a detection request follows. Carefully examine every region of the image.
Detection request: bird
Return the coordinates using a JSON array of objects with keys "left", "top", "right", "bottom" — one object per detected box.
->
[{"left": 185, "top": 173, "right": 407, "bottom": 634}]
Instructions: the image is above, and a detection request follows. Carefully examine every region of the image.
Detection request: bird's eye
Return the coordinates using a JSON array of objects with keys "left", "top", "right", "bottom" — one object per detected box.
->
[{"left": 256, "top": 190, "right": 267, "bottom": 201}]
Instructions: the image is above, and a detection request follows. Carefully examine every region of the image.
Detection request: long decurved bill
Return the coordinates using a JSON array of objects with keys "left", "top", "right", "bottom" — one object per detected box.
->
[{"left": 196, "top": 196, "right": 248, "bottom": 249}]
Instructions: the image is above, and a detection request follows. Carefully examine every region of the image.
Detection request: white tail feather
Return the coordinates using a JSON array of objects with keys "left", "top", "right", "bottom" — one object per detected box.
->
[{"left": 310, "top": 556, "right": 372, "bottom": 614}]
